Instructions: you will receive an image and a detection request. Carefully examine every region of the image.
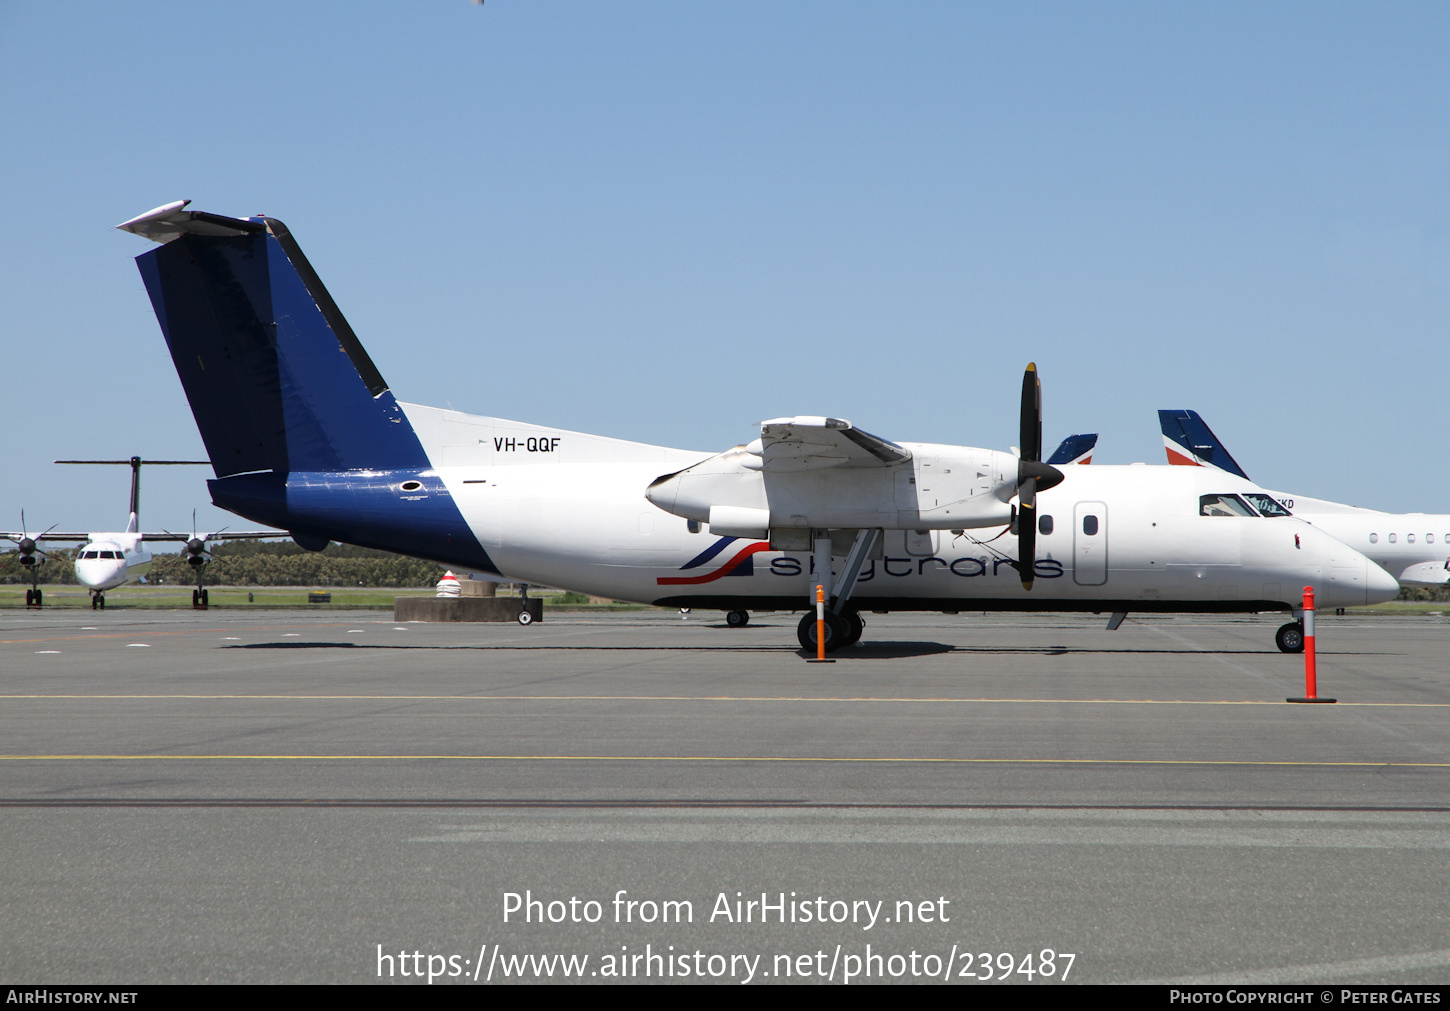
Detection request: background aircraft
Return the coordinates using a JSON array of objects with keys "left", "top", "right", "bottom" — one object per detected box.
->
[
  {"left": 3, "top": 456, "right": 283, "bottom": 608},
  {"left": 1047, "top": 434, "right": 1097, "bottom": 466},
  {"left": 116, "top": 201, "right": 1397, "bottom": 651},
  {"left": 1161, "top": 409, "right": 1450, "bottom": 589}
]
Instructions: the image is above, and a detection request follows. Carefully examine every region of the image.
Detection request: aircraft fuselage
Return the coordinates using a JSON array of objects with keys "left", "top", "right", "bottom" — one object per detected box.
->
[{"left": 206, "top": 404, "right": 1397, "bottom": 614}]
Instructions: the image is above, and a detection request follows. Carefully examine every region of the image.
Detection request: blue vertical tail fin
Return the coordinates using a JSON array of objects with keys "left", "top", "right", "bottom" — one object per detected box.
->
[
  {"left": 120, "top": 201, "right": 496, "bottom": 572},
  {"left": 1046, "top": 433, "right": 1097, "bottom": 466},
  {"left": 123, "top": 201, "right": 429, "bottom": 478},
  {"left": 1158, "top": 409, "right": 1250, "bottom": 479}
]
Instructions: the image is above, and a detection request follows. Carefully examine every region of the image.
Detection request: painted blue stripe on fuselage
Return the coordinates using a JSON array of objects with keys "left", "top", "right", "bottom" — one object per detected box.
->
[
  {"left": 680, "top": 535, "right": 739, "bottom": 570},
  {"left": 209, "top": 469, "right": 499, "bottom": 574}
]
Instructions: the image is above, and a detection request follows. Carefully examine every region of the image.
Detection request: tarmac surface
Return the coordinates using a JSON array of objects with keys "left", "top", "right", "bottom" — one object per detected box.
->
[{"left": 2, "top": 606, "right": 1448, "bottom": 984}]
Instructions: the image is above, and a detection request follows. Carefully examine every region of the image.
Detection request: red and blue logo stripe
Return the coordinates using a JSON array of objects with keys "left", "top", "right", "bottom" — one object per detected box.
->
[{"left": 657, "top": 536, "right": 771, "bottom": 585}]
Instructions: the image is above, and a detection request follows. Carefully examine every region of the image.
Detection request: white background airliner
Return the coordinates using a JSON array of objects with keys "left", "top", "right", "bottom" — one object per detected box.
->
[
  {"left": 3, "top": 456, "right": 281, "bottom": 608},
  {"left": 1161, "top": 410, "right": 1450, "bottom": 590}
]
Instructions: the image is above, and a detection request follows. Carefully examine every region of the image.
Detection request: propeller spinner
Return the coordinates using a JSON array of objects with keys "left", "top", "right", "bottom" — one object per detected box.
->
[{"left": 1014, "top": 363, "right": 1065, "bottom": 590}]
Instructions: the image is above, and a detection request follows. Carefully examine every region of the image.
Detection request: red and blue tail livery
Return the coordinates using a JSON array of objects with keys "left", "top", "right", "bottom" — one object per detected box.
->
[{"left": 1158, "top": 410, "right": 1249, "bottom": 479}]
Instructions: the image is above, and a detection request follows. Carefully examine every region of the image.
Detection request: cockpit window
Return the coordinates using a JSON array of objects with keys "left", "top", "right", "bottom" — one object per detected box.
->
[
  {"left": 99, "top": 551, "right": 116, "bottom": 559},
  {"left": 82, "top": 551, "right": 99, "bottom": 559},
  {"left": 1242, "top": 493, "right": 1291, "bottom": 517},
  {"left": 1200, "top": 494, "right": 1256, "bottom": 518}
]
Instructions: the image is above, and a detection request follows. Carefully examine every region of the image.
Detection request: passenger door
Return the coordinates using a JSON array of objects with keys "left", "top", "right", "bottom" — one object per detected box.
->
[{"left": 1073, "top": 501, "right": 1108, "bottom": 586}]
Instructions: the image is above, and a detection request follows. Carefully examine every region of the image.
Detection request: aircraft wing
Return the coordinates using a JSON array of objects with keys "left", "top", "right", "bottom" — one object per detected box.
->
[
  {"left": 138, "top": 531, "right": 286, "bottom": 542},
  {"left": 2, "top": 532, "right": 92, "bottom": 543},
  {"left": 746, "top": 417, "right": 912, "bottom": 471}
]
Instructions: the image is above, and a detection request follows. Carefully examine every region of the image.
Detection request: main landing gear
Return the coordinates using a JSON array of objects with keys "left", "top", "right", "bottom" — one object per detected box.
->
[
  {"left": 1275, "top": 621, "right": 1305, "bottom": 654},
  {"left": 725, "top": 609, "right": 750, "bottom": 628},
  {"left": 794, "top": 527, "right": 880, "bottom": 653},
  {"left": 91, "top": 593, "right": 106, "bottom": 610},
  {"left": 795, "top": 609, "right": 864, "bottom": 651}
]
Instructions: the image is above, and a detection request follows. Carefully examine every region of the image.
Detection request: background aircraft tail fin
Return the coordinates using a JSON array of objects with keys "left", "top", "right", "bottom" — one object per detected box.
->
[
  {"left": 1047, "top": 433, "right": 1097, "bottom": 465},
  {"left": 1158, "top": 409, "right": 1249, "bottom": 479},
  {"left": 124, "top": 203, "right": 429, "bottom": 479}
]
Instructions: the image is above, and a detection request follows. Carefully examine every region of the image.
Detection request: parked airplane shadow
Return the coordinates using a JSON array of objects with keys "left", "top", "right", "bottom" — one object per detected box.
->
[{"left": 795, "top": 641, "right": 956, "bottom": 659}]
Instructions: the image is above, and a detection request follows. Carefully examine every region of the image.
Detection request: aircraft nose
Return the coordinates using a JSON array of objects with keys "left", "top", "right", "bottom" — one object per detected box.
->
[{"left": 1365, "top": 558, "right": 1400, "bottom": 606}]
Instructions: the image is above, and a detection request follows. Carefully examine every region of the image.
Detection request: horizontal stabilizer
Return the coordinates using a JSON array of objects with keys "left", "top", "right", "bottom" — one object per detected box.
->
[{"left": 117, "top": 200, "right": 262, "bottom": 244}]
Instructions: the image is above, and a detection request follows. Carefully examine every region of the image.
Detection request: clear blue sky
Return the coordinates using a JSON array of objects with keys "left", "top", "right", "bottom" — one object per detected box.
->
[{"left": 2, "top": 1, "right": 1447, "bottom": 534}]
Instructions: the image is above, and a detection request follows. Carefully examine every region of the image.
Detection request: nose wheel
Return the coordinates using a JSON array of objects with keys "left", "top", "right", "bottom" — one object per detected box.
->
[
  {"left": 1275, "top": 621, "right": 1304, "bottom": 653},
  {"left": 24, "top": 588, "right": 42, "bottom": 607},
  {"left": 192, "top": 588, "right": 209, "bottom": 609},
  {"left": 91, "top": 593, "right": 105, "bottom": 610}
]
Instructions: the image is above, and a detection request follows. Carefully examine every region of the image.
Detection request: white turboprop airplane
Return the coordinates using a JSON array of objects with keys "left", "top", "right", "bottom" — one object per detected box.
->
[
  {"left": 113, "top": 200, "right": 1398, "bottom": 652},
  {"left": 1160, "top": 410, "right": 1450, "bottom": 593},
  {"left": 3, "top": 456, "right": 282, "bottom": 608}
]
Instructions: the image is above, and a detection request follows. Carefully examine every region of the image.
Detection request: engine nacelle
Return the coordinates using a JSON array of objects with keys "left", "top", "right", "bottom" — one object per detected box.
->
[{"left": 647, "top": 443, "right": 1021, "bottom": 532}]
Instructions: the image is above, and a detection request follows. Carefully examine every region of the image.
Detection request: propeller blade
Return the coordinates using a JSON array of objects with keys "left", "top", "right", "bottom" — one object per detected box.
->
[
  {"left": 1014, "top": 363, "right": 1061, "bottom": 590},
  {"left": 1019, "top": 363, "right": 1042, "bottom": 463},
  {"left": 1018, "top": 480, "right": 1037, "bottom": 589}
]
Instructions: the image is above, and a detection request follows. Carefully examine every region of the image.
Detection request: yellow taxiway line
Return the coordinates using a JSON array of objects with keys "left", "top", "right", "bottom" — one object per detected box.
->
[
  {"left": 0, "top": 755, "right": 1446, "bottom": 767},
  {"left": 0, "top": 694, "right": 1445, "bottom": 707}
]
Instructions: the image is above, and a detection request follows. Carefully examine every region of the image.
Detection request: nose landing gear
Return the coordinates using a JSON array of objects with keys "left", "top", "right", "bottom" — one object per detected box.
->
[
  {"left": 192, "top": 588, "right": 209, "bottom": 609},
  {"left": 24, "top": 588, "right": 42, "bottom": 607},
  {"left": 91, "top": 593, "right": 106, "bottom": 610}
]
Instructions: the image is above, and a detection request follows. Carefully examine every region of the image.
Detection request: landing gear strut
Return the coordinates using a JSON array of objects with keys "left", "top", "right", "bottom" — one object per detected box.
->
[
  {"left": 797, "top": 528, "right": 880, "bottom": 653},
  {"left": 1275, "top": 621, "right": 1304, "bottom": 654}
]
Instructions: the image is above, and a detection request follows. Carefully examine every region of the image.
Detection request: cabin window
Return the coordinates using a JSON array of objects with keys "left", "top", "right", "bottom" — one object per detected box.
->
[
  {"left": 1369, "top": 534, "right": 1378, "bottom": 544},
  {"left": 1428, "top": 534, "right": 1435, "bottom": 544},
  {"left": 1038, "top": 515, "right": 1053, "bottom": 535},
  {"left": 1199, "top": 494, "right": 1255, "bottom": 518},
  {"left": 1243, "top": 493, "right": 1290, "bottom": 517},
  {"left": 1082, "top": 515, "right": 1099, "bottom": 536},
  {"left": 1408, "top": 533, "right": 1416, "bottom": 544},
  {"left": 1388, "top": 533, "right": 1397, "bottom": 543}
]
